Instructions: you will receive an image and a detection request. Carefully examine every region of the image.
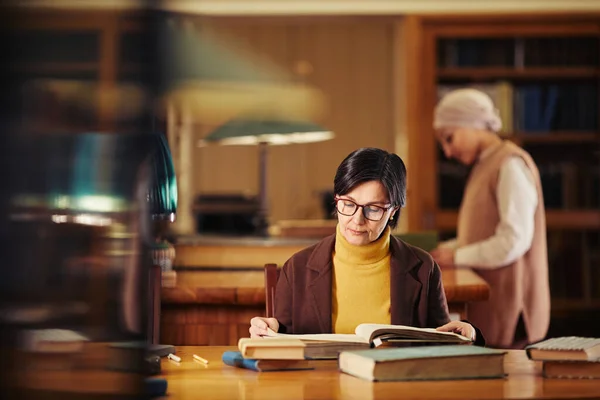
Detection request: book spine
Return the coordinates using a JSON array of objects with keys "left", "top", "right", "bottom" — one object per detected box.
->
[{"left": 222, "top": 351, "right": 260, "bottom": 372}]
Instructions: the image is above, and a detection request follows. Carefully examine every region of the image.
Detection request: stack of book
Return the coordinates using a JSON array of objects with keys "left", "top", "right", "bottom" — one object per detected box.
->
[
  {"left": 222, "top": 338, "right": 313, "bottom": 372},
  {"left": 526, "top": 337, "right": 600, "bottom": 379},
  {"left": 223, "top": 323, "right": 475, "bottom": 372}
]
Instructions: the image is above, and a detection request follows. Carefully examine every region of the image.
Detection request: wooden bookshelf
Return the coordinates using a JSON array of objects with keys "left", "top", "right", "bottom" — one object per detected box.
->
[
  {"left": 513, "top": 132, "right": 600, "bottom": 144},
  {"left": 6, "top": 10, "right": 151, "bottom": 131},
  {"left": 552, "top": 299, "right": 600, "bottom": 313},
  {"left": 437, "top": 67, "right": 600, "bottom": 80}
]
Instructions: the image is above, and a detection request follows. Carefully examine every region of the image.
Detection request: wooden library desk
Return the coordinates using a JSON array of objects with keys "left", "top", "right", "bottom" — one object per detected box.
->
[{"left": 160, "top": 346, "right": 600, "bottom": 400}]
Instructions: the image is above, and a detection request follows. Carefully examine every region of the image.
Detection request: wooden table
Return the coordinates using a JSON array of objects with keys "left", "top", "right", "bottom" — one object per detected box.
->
[
  {"left": 160, "top": 346, "right": 600, "bottom": 399},
  {"left": 160, "top": 235, "right": 490, "bottom": 346}
]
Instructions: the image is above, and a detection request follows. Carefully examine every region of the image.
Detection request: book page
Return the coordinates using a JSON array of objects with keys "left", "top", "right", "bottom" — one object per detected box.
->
[
  {"left": 265, "top": 328, "right": 368, "bottom": 344},
  {"left": 354, "top": 323, "right": 472, "bottom": 343}
]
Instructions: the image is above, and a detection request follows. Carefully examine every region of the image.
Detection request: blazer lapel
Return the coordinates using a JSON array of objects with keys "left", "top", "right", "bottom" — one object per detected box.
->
[
  {"left": 389, "top": 237, "right": 422, "bottom": 326},
  {"left": 306, "top": 235, "right": 335, "bottom": 333}
]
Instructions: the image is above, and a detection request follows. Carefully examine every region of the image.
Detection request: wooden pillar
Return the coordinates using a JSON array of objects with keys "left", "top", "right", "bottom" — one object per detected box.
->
[{"left": 393, "top": 16, "right": 427, "bottom": 233}]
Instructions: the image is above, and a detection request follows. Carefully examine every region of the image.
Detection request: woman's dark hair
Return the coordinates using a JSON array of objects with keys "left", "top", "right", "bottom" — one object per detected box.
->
[{"left": 333, "top": 147, "right": 407, "bottom": 228}]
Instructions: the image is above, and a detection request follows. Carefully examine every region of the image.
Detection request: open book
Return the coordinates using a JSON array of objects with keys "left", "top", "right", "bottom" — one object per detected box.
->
[{"left": 266, "top": 323, "right": 472, "bottom": 359}]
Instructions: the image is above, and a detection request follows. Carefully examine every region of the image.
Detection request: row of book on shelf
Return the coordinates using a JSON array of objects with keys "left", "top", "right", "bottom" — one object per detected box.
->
[
  {"left": 437, "top": 82, "right": 599, "bottom": 134},
  {"left": 221, "top": 323, "right": 600, "bottom": 382},
  {"left": 438, "top": 37, "right": 599, "bottom": 68},
  {"left": 439, "top": 160, "right": 600, "bottom": 210}
]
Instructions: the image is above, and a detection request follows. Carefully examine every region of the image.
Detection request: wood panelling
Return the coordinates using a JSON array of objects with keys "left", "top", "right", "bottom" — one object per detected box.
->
[
  {"left": 192, "top": 19, "right": 395, "bottom": 224},
  {"left": 175, "top": 242, "right": 308, "bottom": 267},
  {"left": 160, "top": 305, "right": 263, "bottom": 345}
]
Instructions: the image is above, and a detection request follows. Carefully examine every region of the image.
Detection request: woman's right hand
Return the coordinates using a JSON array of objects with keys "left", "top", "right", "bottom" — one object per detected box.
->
[{"left": 249, "top": 316, "right": 279, "bottom": 338}]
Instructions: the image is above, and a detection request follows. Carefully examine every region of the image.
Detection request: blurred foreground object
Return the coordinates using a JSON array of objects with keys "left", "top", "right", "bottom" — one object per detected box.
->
[
  {"left": 143, "top": 133, "right": 178, "bottom": 357},
  {"left": 0, "top": 132, "right": 156, "bottom": 399}
]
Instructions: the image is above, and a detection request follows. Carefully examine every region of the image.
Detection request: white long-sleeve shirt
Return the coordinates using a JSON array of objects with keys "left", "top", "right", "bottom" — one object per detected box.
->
[{"left": 441, "top": 150, "right": 538, "bottom": 269}]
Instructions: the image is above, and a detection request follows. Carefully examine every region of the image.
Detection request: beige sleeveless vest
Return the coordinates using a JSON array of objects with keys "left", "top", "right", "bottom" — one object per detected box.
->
[{"left": 457, "top": 141, "right": 550, "bottom": 348}]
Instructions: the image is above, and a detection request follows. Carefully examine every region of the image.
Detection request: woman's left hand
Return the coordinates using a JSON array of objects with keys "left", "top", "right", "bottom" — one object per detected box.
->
[
  {"left": 436, "top": 320, "right": 476, "bottom": 341},
  {"left": 430, "top": 247, "right": 456, "bottom": 269}
]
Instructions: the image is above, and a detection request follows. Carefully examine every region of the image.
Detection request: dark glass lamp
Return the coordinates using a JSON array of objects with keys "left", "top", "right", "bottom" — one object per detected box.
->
[{"left": 144, "top": 133, "right": 178, "bottom": 357}]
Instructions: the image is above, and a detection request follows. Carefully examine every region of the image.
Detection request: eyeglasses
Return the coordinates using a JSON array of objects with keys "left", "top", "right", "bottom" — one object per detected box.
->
[{"left": 334, "top": 197, "right": 392, "bottom": 222}]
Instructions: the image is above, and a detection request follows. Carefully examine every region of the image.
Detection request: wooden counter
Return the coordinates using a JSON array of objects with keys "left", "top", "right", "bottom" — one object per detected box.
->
[
  {"left": 160, "top": 346, "right": 600, "bottom": 399},
  {"left": 160, "top": 235, "right": 489, "bottom": 346}
]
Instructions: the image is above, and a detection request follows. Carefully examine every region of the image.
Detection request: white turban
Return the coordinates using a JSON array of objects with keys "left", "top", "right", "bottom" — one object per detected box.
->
[{"left": 433, "top": 88, "right": 502, "bottom": 132}]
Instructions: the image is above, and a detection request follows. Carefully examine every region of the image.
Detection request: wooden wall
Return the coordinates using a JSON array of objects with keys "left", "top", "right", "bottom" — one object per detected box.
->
[{"left": 192, "top": 18, "right": 396, "bottom": 224}]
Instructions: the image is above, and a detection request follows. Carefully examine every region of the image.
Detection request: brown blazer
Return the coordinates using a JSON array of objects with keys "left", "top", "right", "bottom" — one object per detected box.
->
[{"left": 275, "top": 233, "right": 459, "bottom": 336}]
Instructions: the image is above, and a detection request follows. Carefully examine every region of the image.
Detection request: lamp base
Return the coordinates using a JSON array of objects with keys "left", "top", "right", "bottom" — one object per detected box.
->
[{"left": 148, "top": 343, "right": 176, "bottom": 358}]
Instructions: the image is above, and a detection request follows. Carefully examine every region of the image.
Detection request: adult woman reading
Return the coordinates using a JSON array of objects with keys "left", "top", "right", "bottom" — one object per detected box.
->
[{"left": 249, "top": 147, "right": 484, "bottom": 345}]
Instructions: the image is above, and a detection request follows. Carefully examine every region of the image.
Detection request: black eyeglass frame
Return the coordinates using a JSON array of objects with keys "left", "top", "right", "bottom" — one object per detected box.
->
[{"left": 333, "top": 196, "right": 393, "bottom": 222}]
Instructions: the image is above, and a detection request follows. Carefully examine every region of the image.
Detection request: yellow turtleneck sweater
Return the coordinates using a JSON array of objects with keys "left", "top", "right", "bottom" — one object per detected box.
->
[{"left": 332, "top": 225, "right": 391, "bottom": 334}]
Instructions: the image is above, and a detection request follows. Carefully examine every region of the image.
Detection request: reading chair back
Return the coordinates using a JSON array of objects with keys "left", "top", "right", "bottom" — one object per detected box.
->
[{"left": 264, "top": 263, "right": 280, "bottom": 318}]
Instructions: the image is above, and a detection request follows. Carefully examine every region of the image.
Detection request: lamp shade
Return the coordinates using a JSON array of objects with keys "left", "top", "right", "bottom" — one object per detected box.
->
[
  {"left": 70, "top": 132, "right": 177, "bottom": 220},
  {"left": 199, "top": 119, "right": 334, "bottom": 146}
]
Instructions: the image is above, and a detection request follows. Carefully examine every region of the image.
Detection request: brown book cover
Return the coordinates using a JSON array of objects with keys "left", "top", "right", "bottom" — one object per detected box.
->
[
  {"left": 543, "top": 360, "right": 600, "bottom": 379},
  {"left": 222, "top": 351, "right": 313, "bottom": 372},
  {"left": 238, "top": 338, "right": 306, "bottom": 360},
  {"left": 526, "top": 337, "right": 600, "bottom": 361}
]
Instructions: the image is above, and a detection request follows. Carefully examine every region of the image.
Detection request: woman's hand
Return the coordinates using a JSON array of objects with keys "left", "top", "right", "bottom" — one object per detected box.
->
[
  {"left": 436, "top": 320, "right": 476, "bottom": 341},
  {"left": 430, "top": 247, "right": 456, "bottom": 269},
  {"left": 249, "top": 317, "right": 280, "bottom": 338}
]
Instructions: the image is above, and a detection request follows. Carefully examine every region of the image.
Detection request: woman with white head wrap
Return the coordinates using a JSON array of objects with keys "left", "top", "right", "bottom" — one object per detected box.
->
[{"left": 430, "top": 88, "right": 550, "bottom": 350}]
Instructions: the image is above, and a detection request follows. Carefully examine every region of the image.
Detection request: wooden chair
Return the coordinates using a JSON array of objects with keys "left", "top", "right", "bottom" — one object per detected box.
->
[{"left": 264, "top": 263, "right": 280, "bottom": 318}]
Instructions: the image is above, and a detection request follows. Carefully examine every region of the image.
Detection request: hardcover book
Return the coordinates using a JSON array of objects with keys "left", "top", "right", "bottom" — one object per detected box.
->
[
  {"left": 338, "top": 345, "right": 506, "bottom": 382},
  {"left": 222, "top": 351, "right": 313, "bottom": 372}
]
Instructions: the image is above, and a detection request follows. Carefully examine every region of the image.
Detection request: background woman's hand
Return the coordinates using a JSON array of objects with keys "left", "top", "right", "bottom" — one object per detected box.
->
[
  {"left": 249, "top": 316, "right": 280, "bottom": 338},
  {"left": 430, "top": 247, "right": 456, "bottom": 269},
  {"left": 436, "top": 320, "right": 476, "bottom": 341}
]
